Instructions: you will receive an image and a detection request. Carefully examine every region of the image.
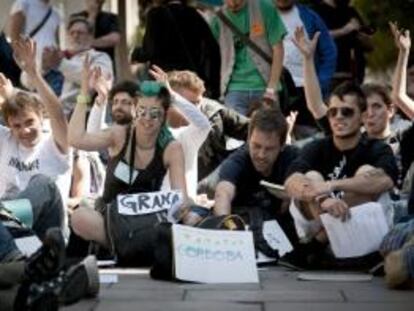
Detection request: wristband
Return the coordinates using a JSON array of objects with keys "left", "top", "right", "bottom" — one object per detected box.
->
[
  {"left": 76, "top": 94, "right": 91, "bottom": 105},
  {"left": 265, "top": 87, "right": 275, "bottom": 94}
]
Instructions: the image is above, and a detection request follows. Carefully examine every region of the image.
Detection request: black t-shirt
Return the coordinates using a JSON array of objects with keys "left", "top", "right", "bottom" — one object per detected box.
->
[
  {"left": 219, "top": 144, "right": 299, "bottom": 213},
  {"left": 313, "top": 3, "right": 362, "bottom": 73},
  {"left": 139, "top": 3, "right": 221, "bottom": 99},
  {"left": 287, "top": 135, "right": 398, "bottom": 188},
  {"left": 71, "top": 11, "right": 120, "bottom": 61}
]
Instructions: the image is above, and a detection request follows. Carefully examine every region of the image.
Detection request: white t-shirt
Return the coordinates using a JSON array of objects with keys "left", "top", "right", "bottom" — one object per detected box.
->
[
  {"left": 280, "top": 6, "right": 308, "bottom": 87},
  {"left": 10, "top": 0, "right": 60, "bottom": 58},
  {"left": 162, "top": 93, "right": 211, "bottom": 200},
  {"left": 0, "top": 125, "right": 71, "bottom": 200}
]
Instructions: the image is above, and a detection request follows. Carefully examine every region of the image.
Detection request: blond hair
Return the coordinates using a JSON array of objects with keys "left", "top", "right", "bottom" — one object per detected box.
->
[{"left": 168, "top": 70, "right": 206, "bottom": 94}]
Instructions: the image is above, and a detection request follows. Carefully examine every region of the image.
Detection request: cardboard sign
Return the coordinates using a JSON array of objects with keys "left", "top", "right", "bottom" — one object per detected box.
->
[
  {"left": 173, "top": 224, "right": 259, "bottom": 283},
  {"left": 117, "top": 190, "right": 182, "bottom": 216}
]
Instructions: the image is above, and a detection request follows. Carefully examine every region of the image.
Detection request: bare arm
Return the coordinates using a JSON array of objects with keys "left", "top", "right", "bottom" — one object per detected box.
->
[
  {"left": 13, "top": 38, "right": 69, "bottom": 153},
  {"left": 292, "top": 27, "right": 327, "bottom": 119},
  {"left": 267, "top": 41, "right": 284, "bottom": 91},
  {"left": 330, "top": 168, "right": 394, "bottom": 196},
  {"left": 92, "top": 32, "right": 121, "bottom": 49},
  {"left": 165, "top": 141, "right": 188, "bottom": 203},
  {"left": 7, "top": 11, "right": 25, "bottom": 41},
  {"left": 213, "top": 181, "right": 236, "bottom": 216},
  {"left": 329, "top": 18, "right": 360, "bottom": 39},
  {"left": 390, "top": 22, "right": 414, "bottom": 119},
  {"left": 68, "top": 55, "right": 117, "bottom": 152}
]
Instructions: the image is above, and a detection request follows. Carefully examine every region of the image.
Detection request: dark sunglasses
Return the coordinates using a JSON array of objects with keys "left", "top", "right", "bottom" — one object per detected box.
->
[
  {"left": 136, "top": 106, "right": 163, "bottom": 120},
  {"left": 327, "top": 107, "right": 356, "bottom": 119}
]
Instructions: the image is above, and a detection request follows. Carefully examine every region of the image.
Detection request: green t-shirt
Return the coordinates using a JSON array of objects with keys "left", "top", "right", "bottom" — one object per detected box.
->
[{"left": 211, "top": 0, "right": 286, "bottom": 92}]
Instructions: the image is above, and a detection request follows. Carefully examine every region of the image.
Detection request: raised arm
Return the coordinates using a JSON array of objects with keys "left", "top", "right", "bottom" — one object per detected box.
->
[
  {"left": 150, "top": 65, "right": 211, "bottom": 141},
  {"left": 12, "top": 38, "right": 69, "bottom": 154},
  {"left": 390, "top": 22, "right": 414, "bottom": 119},
  {"left": 86, "top": 67, "right": 112, "bottom": 133},
  {"left": 68, "top": 55, "right": 117, "bottom": 152},
  {"left": 292, "top": 27, "right": 327, "bottom": 119}
]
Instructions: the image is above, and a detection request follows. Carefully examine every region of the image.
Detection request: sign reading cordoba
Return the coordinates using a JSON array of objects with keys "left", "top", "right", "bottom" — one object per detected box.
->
[{"left": 117, "top": 190, "right": 183, "bottom": 216}]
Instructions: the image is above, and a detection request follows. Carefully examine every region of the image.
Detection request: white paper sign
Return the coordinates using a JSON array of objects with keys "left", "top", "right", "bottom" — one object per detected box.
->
[
  {"left": 262, "top": 220, "right": 293, "bottom": 257},
  {"left": 117, "top": 190, "right": 182, "bottom": 216},
  {"left": 172, "top": 224, "right": 259, "bottom": 283},
  {"left": 15, "top": 235, "right": 42, "bottom": 257},
  {"left": 320, "top": 202, "right": 390, "bottom": 258}
]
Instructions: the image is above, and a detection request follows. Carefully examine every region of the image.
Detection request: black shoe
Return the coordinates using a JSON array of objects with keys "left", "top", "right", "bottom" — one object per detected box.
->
[
  {"left": 59, "top": 255, "right": 100, "bottom": 305},
  {"left": 25, "top": 228, "right": 65, "bottom": 283},
  {"left": 15, "top": 255, "right": 100, "bottom": 310}
]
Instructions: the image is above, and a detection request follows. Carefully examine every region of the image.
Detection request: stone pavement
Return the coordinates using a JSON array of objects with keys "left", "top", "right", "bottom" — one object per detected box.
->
[{"left": 63, "top": 266, "right": 414, "bottom": 311}]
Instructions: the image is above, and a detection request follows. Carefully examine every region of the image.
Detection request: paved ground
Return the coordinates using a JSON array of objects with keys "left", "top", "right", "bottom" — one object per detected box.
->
[{"left": 63, "top": 266, "right": 414, "bottom": 311}]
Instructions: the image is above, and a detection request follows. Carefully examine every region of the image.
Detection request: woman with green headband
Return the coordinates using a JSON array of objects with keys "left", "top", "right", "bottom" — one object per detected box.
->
[{"left": 68, "top": 55, "right": 188, "bottom": 265}]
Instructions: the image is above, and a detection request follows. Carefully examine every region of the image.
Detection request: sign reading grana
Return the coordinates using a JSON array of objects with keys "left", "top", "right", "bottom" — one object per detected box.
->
[{"left": 117, "top": 190, "right": 183, "bottom": 216}]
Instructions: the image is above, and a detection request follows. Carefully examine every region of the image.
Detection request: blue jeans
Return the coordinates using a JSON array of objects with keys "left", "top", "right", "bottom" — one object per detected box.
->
[
  {"left": 0, "top": 175, "right": 65, "bottom": 261},
  {"left": 225, "top": 90, "right": 264, "bottom": 116}
]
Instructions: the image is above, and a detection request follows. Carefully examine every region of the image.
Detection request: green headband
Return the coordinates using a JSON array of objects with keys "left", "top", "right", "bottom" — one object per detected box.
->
[{"left": 139, "top": 81, "right": 165, "bottom": 97}]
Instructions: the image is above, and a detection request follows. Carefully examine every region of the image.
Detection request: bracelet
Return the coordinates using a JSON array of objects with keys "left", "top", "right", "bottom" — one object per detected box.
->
[
  {"left": 76, "top": 94, "right": 91, "bottom": 105},
  {"left": 265, "top": 87, "right": 275, "bottom": 94}
]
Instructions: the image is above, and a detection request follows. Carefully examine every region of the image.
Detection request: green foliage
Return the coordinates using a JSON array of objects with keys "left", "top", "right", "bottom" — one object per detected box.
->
[{"left": 353, "top": 0, "right": 414, "bottom": 71}]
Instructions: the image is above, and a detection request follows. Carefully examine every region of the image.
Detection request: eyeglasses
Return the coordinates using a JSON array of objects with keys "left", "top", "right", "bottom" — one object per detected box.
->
[
  {"left": 327, "top": 107, "right": 356, "bottom": 119},
  {"left": 136, "top": 106, "right": 163, "bottom": 120}
]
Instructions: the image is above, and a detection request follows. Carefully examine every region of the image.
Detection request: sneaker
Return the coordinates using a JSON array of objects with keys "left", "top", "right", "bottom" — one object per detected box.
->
[
  {"left": 16, "top": 255, "right": 100, "bottom": 310},
  {"left": 25, "top": 228, "right": 65, "bottom": 283},
  {"left": 384, "top": 236, "right": 414, "bottom": 288},
  {"left": 59, "top": 255, "right": 100, "bottom": 305}
]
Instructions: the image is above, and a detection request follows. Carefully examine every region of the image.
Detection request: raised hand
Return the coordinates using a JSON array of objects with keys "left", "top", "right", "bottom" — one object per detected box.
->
[
  {"left": 148, "top": 64, "right": 172, "bottom": 93},
  {"left": 80, "top": 53, "right": 93, "bottom": 96},
  {"left": 292, "top": 27, "right": 320, "bottom": 59},
  {"left": 0, "top": 73, "right": 14, "bottom": 101},
  {"left": 90, "top": 66, "right": 112, "bottom": 106},
  {"left": 12, "top": 37, "right": 38, "bottom": 76},
  {"left": 390, "top": 21, "right": 411, "bottom": 52}
]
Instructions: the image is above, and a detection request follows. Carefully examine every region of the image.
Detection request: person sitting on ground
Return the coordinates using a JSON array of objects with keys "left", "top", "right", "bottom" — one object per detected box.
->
[
  {"left": 68, "top": 57, "right": 188, "bottom": 266},
  {"left": 42, "top": 17, "right": 113, "bottom": 116},
  {"left": 70, "top": 0, "right": 121, "bottom": 65},
  {"left": 86, "top": 66, "right": 212, "bottom": 204},
  {"left": 167, "top": 70, "right": 249, "bottom": 180},
  {"left": 213, "top": 107, "right": 300, "bottom": 257},
  {"left": 0, "top": 37, "right": 71, "bottom": 245},
  {"left": 284, "top": 80, "right": 398, "bottom": 268}
]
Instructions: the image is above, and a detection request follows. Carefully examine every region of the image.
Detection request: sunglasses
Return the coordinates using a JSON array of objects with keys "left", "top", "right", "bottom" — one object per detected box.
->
[
  {"left": 136, "top": 106, "right": 163, "bottom": 120},
  {"left": 327, "top": 107, "right": 356, "bottom": 119}
]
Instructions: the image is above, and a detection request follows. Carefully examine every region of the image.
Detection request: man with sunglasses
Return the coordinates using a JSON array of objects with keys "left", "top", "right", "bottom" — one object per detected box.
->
[{"left": 283, "top": 81, "right": 398, "bottom": 267}]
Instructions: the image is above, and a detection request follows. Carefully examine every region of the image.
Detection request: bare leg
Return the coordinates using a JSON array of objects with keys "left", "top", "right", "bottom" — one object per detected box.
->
[{"left": 70, "top": 207, "right": 108, "bottom": 247}]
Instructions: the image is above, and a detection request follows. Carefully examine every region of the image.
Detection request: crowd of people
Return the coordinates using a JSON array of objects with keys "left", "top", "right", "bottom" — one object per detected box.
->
[{"left": 0, "top": 0, "right": 414, "bottom": 309}]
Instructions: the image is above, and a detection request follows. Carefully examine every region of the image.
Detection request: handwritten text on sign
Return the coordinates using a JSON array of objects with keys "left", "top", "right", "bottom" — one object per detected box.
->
[
  {"left": 173, "top": 224, "right": 259, "bottom": 283},
  {"left": 117, "top": 190, "right": 182, "bottom": 216}
]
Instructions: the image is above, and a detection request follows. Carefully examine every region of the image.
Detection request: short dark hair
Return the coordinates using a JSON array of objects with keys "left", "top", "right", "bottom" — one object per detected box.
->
[
  {"left": 361, "top": 83, "right": 392, "bottom": 107},
  {"left": 248, "top": 107, "right": 287, "bottom": 146},
  {"left": 109, "top": 80, "right": 140, "bottom": 101},
  {"left": 329, "top": 81, "right": 367, "bottom": 112},
  {"left": 67, "top": 17, "right": 94, "bottom": 34},
  {"left": 2, "top": 91, "right": 43, "bottom": 124}
]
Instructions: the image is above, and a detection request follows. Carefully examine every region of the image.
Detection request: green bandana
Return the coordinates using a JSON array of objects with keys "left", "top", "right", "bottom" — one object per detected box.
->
[{"left": 140, "top": 81, "right": 165, "bottom": 97}]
